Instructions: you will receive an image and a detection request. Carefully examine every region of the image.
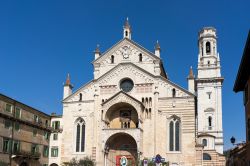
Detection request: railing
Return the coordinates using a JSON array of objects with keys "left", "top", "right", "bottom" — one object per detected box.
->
[{"left": 14, "top": 150, "right": 41, "bottom": 159}]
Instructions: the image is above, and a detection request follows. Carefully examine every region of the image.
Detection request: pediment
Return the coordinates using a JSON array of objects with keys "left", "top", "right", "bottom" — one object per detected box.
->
[
  {"left": 97, "top": 63, "right": 155, "bottom": 86},
  {"left": 93, "top": 38, "right": 159, "bottom": 65},
  {"left": 102, "top": 91, "right": 144, "bottom": 111}
]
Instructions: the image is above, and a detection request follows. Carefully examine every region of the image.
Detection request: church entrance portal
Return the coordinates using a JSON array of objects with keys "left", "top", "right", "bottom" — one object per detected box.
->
[{"left": 105, "top": 133, "right": 137, "bottom": 166}]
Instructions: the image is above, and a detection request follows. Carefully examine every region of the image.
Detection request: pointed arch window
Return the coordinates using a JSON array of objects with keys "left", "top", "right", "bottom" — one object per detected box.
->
[
  {"left": 169, "top": 116, "right": 181, "bottom": 151},
  {"left": 206, "top": 42, "right": 211, "bottom": 53},
  {"left": 75, "top": 118, "right": 85, "bottom": 152}
]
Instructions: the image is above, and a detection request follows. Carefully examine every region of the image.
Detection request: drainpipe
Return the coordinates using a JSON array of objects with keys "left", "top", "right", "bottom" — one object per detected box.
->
[{"left": 10, "top": 102, "right": 16, "bottom": 166}]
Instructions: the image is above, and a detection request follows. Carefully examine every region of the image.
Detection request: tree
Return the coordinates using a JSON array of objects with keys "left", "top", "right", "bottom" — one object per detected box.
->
[{"left": 63, "top": 157, "right": 95, "bottom": 166}]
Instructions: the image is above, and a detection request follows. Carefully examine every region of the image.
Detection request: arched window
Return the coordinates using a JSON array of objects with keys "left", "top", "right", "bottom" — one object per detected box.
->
[
  {"left": 111, "top": 55, "right": 114, "bottom": 64},
  {"left": 169, "top": 117, "right": 180, "bottom": 151},
  {"left": 172, "top": 88, "right": 176, "bottom": 98},
  {"left": 75, "top": 118, "right": 85, "bottom": 152},
  {"left": 79, "top": 93, "right": 82, "bottom": 101},
  {"left": 201, "top": 46, "right": 204, "bottom": 56},
  {"left": 206, "top": 42, "right": 211, "bottom": 53},
  {"left": 149, "top": 97, "right": 152, "bottom": 107},
  {"left": 208, "top": 60, "right": 210, "bottom": 66},
  {"left": 145, "top": 109, "right": 148, "bottom": 119},
  {"left": 202, "top": 139, "right": 207, "bottom": 147},
  {"left": 139, "top": 53, "right": 142, "bottom": 62},
  {"left": 208, "top": 116, "right": 212, "bottom": 130},
  {"left": 125, "top": 31, "right": 128, "bottom": 37},
  {"left": 142, "top": 97, "right": 144, "bottom": 103},
  {"left": 149, "top": 108, "right": 151, "bottom": 119},
  {"left": 203, "top": 153, "right": 212, "bottom": 160},
  {"left": 146, "top": 98, "right": 148, "bottom": 107}
]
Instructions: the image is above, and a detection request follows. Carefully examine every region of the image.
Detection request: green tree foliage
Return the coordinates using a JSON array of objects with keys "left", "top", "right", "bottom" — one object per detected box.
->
[
  {"left": 63, "top": 157, "right": 95, "bottom": 166},
  {"left": 0, "top": 161, "right": 8, "bottom": 166}
]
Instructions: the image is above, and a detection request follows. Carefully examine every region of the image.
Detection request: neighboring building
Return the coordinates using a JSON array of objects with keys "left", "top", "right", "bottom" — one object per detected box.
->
[
  {"left": 59, "top": 19, "right": 225, "bottom": 165},
  {"left": 0, "top": 93, "right": 51, "bottom": 166},
  {"left": 233, "top": 30, "right": 250, "bottom": 166},
  {"left": 49, "top": 113, "right": 63, "bottom": 166}
]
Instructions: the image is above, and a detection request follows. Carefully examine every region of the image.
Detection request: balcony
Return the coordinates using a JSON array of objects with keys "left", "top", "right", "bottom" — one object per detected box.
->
[{"left": 13, "top": 150, "right": 41, "bottom": 159}]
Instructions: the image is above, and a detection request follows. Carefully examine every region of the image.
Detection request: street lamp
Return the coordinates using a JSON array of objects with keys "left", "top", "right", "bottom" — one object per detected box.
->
[{"left": 230, "top": 136, "right": 236, "bottom": 145}]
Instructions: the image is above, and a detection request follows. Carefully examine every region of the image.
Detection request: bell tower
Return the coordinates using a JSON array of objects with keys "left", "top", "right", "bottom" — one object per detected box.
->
[
  {"left": 196, "top": 27, "right": 224, "bottom": 154},
  {"left": 123, "top": 17, "right": 131, "bottom": 39}
]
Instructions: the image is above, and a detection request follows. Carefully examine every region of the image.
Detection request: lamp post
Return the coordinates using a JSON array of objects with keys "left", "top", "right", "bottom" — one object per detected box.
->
[{"left": 230, "top": 136, "right": 236, "bottom": 145}]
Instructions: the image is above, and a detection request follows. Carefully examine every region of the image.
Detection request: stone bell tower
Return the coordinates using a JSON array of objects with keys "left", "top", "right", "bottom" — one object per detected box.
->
[{"left": 196, "top": 27, "right": 224, "bottom": 154}]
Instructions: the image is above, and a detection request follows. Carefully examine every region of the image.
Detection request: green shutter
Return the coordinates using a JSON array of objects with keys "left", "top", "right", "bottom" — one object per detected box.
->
[
  {"left": 15, "top": 108, "right": 21, "bottom": 118},
  {"left": 52, "top": 122, "right": 55, "bottom": 129},
  {"left": 5, "top": 104, "right": 12, "bottom": 112},
  {"left": 5, "top": 120, "right": 11, "bottom": 129},
  {"left": 14, "top": 123, "right": 20, "bottom": 131}
]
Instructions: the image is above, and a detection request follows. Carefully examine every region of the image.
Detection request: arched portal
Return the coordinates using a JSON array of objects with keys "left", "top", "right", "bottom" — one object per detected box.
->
[
  {"left": 105, "top": 102, "right": 139, "bottom": 129},
  {"left": 104, "top": 133, "right": 137, "bottom": 166},
  {"left": 50, "top": 164, "right": 59, "bottom": 166}
]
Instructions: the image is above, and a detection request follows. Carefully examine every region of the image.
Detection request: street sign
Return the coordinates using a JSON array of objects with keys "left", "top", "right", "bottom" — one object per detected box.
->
[{"left": 120, "top": 156, "right": 127, "bottom": 166}]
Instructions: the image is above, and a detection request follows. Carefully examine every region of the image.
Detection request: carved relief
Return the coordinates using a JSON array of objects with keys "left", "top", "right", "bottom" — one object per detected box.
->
[
  {"left": 99, "top": 64, "right": 154, "bottom": 86},
  {"left": 100, "top": 85, "right": 117, "bottom": 95}
]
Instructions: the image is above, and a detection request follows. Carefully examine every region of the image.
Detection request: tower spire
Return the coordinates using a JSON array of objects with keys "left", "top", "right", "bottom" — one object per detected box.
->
[
  {"left": 64, "top": 73, "right": 73, "bottom": 88},
  {"left": 123, "top": 17, "right": 132, "bottom": 39},
  {"left": 154, "top": 40, "right": 161, "bottom": 57},
  {"left": 63, "top": 73, "right": 73, "bottom": 99},
  {"left": 94, "top": 44, "right": 101, "bottom": 60},
  {"left": 188, "top": 66, "right": 194, "bottom": 79}
]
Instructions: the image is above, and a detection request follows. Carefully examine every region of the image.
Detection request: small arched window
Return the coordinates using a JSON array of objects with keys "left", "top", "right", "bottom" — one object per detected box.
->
[
  {"left": 75, "top": 118, "right": 85, "bottom": 152},
  {"left": 169, "top": 117, "right": 181, "bottom": 151},
  {"left": 79, "top": 93, "right": 82, "bottom": 101},
  {"left": 142, "top": 97, "right": 144, "bottom": 104},
  {"left": 206, "top": 42, "right": 211, "bottom": 53},
  {"left": 203, "top": 153, "right": 212, "bottom": 160},
  {"left": 111, "top": 55, "right": 114, "bottom": 64},
  {"left": 172, "top": 88, "right": 176, "bottom": 98},
  {"left": 202, "top": 139, "right": 207, "bottom": 147},
  {"left": 208, "top": 60, "right": 210, "bottom": 66},
  {"left": 139, "top": 53, "right": 142, "bottom": 62},
  {"left": 149, "top": 108, "right": 151, "bottom": 119},
  {"left": 208, "top": 116, "right": 212, "bottom": 130}
]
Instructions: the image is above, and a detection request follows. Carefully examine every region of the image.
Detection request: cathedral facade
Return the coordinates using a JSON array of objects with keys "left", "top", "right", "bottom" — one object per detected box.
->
[{"left": 55, "top": 19, "right": 225, "bottom": 166}]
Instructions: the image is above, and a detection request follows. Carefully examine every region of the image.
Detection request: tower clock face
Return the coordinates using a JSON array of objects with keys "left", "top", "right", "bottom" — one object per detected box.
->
[{"left": 120, "top": 79, "right": 134, "bottom": 92}]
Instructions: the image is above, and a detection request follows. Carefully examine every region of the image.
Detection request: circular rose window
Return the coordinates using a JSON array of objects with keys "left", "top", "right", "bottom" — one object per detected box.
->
[{"left": 120, "top": 79, "right": 134, "bottom": 92}]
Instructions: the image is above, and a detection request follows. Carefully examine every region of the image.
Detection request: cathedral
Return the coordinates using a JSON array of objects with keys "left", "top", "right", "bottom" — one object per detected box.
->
[{"left": 53, "top": 19, "right": 226, "bottom": 166}]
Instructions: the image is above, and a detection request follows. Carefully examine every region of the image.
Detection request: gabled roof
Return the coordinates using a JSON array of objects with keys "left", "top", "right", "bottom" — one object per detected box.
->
[
  {"left": 63, "top": 62, "right": 195, "bottom": 103},
  {"left": 234, "top": 30, "right": 250, "bottom": 92},
  {"left": 101, "top": 90, "right": 144, "bottom": 107},
  {"left": 92, "top": 38, "right": 160, "bottom": 64}
]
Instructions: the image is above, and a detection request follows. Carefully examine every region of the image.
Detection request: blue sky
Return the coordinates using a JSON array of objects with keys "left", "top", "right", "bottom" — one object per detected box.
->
[{"left": 1, "top": 0, "right": 249, "bottom": 150}]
